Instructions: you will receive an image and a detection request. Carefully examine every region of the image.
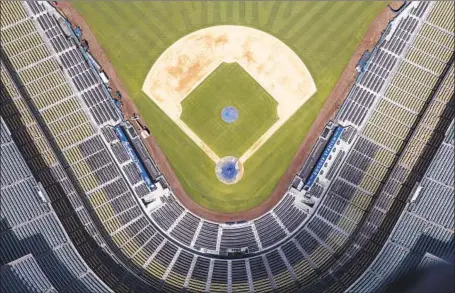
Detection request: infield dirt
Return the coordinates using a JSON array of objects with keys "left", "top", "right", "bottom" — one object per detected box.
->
[{"left": 142, "top": 25, "right": 316, "bottom": 163}]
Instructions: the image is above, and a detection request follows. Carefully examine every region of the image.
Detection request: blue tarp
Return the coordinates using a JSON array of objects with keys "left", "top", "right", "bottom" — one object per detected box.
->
[
  {"left": 114, "top": 125, "right": 156, "bottom": 191},
  {"left": 304, "top": 126, "right": 344, "bottom": 189},
  {"left": 357, "top": 51, "right": 371, "bottom": 73},
  {"left": 74, "top": 26, "right": 82, "bottom": 39}
]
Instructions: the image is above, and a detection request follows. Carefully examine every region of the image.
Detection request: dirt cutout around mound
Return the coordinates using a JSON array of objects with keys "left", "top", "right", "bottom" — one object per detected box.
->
[
  {"left": 56, "top": 3, "right": 397, "bottom": 223},
  {"left": 142, "top": 25, "right": 317, "bottom": 164}
]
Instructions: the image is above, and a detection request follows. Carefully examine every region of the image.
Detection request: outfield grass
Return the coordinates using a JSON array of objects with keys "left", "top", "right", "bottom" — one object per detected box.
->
[
  {"left": 74, "top": 1, "right": 386, "bottom": 213},
  {"left": 181, "top": 62, "right": 278, "bottom": 158}
]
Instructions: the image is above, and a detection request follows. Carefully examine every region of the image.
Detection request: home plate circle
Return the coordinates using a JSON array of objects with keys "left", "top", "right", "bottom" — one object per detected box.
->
[
  {"left": 215, "top": 156, "right": 244, "bottom": 184},
  {"left": 221, "top": 106, "right": 238, "bottom": 123}
]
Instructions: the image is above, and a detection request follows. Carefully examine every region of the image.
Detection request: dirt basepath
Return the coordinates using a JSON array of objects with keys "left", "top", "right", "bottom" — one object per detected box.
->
[
  {"left": 56, "top": 3, "right": 397, "bottom": 223},
  {"left": 142, "top": 25, "right": 317, "bottom": 163}
]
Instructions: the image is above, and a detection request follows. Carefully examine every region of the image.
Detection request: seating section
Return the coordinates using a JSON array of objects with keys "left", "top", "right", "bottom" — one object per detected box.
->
[
  {"left": 231, "top": 260, "right": 250, "bottom": 292},
  {"left": 249, "top": 256, "right": 273, "bottom": 292},
  {"left": 170, "top": 213, "right": 200, "bottom": 246},
  {"left": 311, "top": 2, "right": 455, "bottom": 290},
  {"left": 187, "top": 256, "right": 210, "bottom": 292},
  {"left": 281, "top": 240, "right": 318, "bottom": 287},
  {"left": 123, "top": 161, "right": 143, "bottom": 185},
  {"left": 220, "top": 225, "right": 259, "bottom": 252},
  {"left": 348, "top": 121, "right": 454, "bottom": 292},
  {"left": 110, "top": 141, "right": 130, "bottom": 164},
  {"left": 1, "top": 1, "right": 453, "bottom": 293},
  {"left": 194, "top": 221, "right": 220, "bottom": 251},
  {"left": 274, "top": 194, "right": 307, "bottom": 233},
  {"left": 1, "top": 2, "right": 182, "bottom": 291},
  {"left": 1, "top": 254, "right": 58, "bottom": 293},
  {"left": 151, "top": 195, "right": 185, "bottom": 231},
  {"left": 0, "top": 118, "right": 111, "bottom": 293},
  {"left": 254, "top": 214, "right": 287, "bottom": 248},
  {"left": 265, "top": 250, "right": 297, "bottom": 292},
  {"left": 162, "top": 249, "right": 194, "bottom": 292},
  {"left": 418, "top": 253, "right": 450, "bottom": 270},
  {"left": 307, "top": 216, "right": 349, "bottom": 252},
  {"left": 210, "top": 260, "right": 228, "bottom": 292}
]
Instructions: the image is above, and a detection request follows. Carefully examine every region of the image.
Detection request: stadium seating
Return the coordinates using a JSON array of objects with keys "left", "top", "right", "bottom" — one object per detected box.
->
[
  {"left": 0, "top": 118, "right": 112, "bottom": 293},
  {"left": 170, "top": 212, "right": 200, "bottom": 246},
  {"left": 254, "top": 213, "right": 287, "bottom": 248},
  {"left": 348, "top": 121, "right": 454, "bottom": 292},
  {"left": 194, "top": 221, "right": 220, "bottom": 251},
  {"left": 274, "top": 194, "right": 308, "bottom": 233},
  {"left": 220, "top": 225, "right": 259, "bottom": 252},
  {"left": 1, "top": 1, "right": 453, "bottom": 292}
]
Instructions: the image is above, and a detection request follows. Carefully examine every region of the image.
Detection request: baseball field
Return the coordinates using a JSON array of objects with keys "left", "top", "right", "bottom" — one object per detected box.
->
[{"left": 74, "top": 2, "right": 386, "bottom": 213}]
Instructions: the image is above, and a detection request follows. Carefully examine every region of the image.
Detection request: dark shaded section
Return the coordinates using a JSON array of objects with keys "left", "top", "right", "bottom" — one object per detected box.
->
[
  {"left": 385, "top": 235, "right": 455, "bottom": 293},
  {"left": 0, "top": 216, "right": 95, "bottom": 292}
]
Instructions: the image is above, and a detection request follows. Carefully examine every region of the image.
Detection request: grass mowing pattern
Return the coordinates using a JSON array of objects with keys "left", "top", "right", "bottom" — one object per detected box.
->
[
  {"left": 74, "top": 1, "right": 386, "bottom": 213},
  {"left": 181, "top": 63, "right": 278, "bottom": 158}
]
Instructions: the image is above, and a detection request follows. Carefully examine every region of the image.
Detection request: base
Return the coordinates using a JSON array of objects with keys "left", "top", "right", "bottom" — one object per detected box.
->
[{"left": 215, "top": 156, "right": 244, "bottom": 184}]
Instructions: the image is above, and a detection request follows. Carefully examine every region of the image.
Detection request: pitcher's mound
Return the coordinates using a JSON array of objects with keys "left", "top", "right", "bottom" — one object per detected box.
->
[
  {"left": 221, "top": 106, "right": 239, "bottom": 123},
  {"left": 215, "top": 156, "right": 244, "bottom": 184}
]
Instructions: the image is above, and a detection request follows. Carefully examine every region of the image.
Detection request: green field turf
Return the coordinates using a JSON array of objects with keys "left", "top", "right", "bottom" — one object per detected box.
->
[
  {"left": 74, "top": 1, "right": 386, "bottom": 213},
  {"left": 181, "top": 62, "right": 278, "bottom": 158}
]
